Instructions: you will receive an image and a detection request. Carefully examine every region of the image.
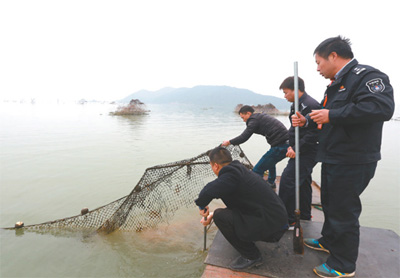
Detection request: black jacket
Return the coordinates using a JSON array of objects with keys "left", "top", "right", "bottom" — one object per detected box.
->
[
  {"left": 230, "top": 113, "right": 288, "bottom": 147},
  {"left": 288, "top": 92, "right": 320, "bottom": 154},
  {"left": 195, "top": 161, "right": 288, "bottom": 242},
  {"left": 306, "top": 59, "right": 394, "bottom": 164}
]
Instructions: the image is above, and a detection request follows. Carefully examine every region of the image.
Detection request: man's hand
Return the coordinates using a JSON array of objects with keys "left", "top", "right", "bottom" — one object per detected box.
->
[
  {"left": 199, "top": 206, "right": 209, "bottom": 217},
  {"left": 291, "top": 111, "right": 306, "bottom": 127},
  {"left": 200, "top": 212, "right": 213, "bottom": 226},
  {"left": 310, "top": 109, "right": 330, "bottom": 125},
  {"left": 221, "top": 140, "right": 230, "bottom": 147},
  {"left": 286, "top": 146, "right": 296, "bottom": 159}
]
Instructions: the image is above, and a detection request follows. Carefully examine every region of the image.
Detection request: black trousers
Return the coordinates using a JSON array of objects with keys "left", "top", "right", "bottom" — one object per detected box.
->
[
  {"left": 213, "top": 208, "right": 286, "bottom": 260},
  {"left": 318, "top": 162, "right": 377, "bottom": 273},
  {"left": 278, "top": 151, "right": 317, "bottom": 223}
]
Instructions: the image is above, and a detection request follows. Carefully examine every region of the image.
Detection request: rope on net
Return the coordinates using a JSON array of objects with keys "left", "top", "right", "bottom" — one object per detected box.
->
[{"left": 4, "top": 145, "right": 253, "bottom": 234}]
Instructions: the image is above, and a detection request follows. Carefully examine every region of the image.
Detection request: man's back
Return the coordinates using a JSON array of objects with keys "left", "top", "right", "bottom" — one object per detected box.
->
[
  {"left": 196, "top": 160, "right": 287, "bottom": 241},
  {"left": 230, "top": 113, "right": 288, "bottom": 147}
]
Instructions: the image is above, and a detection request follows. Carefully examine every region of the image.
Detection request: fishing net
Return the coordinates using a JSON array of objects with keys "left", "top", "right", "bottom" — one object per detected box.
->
[{"left": 5, "top": 145, "right": 253, "bottom": 234}]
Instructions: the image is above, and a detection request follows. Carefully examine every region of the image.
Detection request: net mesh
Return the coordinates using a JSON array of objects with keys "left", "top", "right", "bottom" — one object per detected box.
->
[{"left": 7, "top": 145, "right": 253, "bottom": 234}]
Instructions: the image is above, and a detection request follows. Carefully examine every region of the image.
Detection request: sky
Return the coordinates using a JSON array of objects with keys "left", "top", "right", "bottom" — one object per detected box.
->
[{"left": 0, "top": 0, "right": 399, "bottom": 108}]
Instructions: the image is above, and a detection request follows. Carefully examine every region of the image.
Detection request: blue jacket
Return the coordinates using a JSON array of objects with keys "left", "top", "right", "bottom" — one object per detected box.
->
[
  {"left": 288, "top": 92, "right": 320, "bottom": 154},
  {"left": 306, "top": 59, "right": 394, "bottom": 164}
]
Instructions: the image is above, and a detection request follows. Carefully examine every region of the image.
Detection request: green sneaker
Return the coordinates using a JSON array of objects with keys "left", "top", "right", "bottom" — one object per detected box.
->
[
  {"left": 304, "top": 238, "right": 330, "bottom": 253},
  {"left": 314, "top": 263, "right": 355, "bottom": 278}
]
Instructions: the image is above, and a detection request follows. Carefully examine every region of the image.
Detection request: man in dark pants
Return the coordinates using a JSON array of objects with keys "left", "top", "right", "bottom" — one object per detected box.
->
[
  {"left": 292, "top": 36, "right": 394, "bottom": 278},
  {"left": 278, "top": 76, "right": 320, "bottom": 227},
  {"left": 195, "top": 146, "right": 288, "bottom": 270},
  {"left": 221, "top": 105, "right": 289, "bottom": 188}
]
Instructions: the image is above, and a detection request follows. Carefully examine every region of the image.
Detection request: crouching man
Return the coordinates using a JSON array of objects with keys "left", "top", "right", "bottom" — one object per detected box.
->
[{"left": 195, "top": 146, "right": 288, "bottom": 270}]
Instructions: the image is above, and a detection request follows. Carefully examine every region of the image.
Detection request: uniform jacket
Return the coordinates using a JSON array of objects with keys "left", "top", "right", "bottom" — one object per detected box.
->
[
  {"left": 288, "top": 92, "right": 320, "bottom": 154},
  {"left": 306, "top": 59, "right": 394, "bottom": 164},
  {"left": 230, "top": 113, "right": 288, "bottom": 147},
  {"left": 195, "top": 160, "right": 288, "bottom": 242}
]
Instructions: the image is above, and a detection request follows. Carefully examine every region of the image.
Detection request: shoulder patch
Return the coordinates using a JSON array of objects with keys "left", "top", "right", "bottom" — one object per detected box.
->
[
  {"left": 353, "top": 67, "right": 366, "bottom": 75},
  {"left": 366, "top": 78, "right": 385, "bottom": 93}
]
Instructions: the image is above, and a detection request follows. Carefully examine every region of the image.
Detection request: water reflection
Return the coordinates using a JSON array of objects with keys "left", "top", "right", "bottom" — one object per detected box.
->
[
  {"left": 112, "top": 113, "right": 149, "bottom": 128},
  {"left": 1, "top": 206, "right": 220, "bottom": 278}
]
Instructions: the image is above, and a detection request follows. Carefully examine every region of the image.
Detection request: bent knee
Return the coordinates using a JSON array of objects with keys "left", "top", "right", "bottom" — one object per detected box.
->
[{"left": 212, "top": 208, "right": 233, "bottom": 226}]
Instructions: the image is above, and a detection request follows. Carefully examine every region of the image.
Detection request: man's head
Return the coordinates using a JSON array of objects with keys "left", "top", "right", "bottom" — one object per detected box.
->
[
  {"left": 208, "top": 146, "right": 232, "bottom": 175},
  {"left": 314, "top": 36, "right": 354, "bottom": 79},
  {"left": 238, "top": 105, "right": 254, "bottom": 122},
  {"left": 279, "top": 76, "right": 305, "bottom": 103}
]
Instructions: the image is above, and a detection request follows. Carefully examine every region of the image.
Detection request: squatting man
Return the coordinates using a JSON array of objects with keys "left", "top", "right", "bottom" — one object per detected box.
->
[{"left": 195, "top": 146, "right": 288, "bottom": 270}]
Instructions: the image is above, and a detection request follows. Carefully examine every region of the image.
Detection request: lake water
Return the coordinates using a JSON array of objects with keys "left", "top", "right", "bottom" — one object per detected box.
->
[{"left": 1, "top": 102, "right": 399, "bottom": 277}]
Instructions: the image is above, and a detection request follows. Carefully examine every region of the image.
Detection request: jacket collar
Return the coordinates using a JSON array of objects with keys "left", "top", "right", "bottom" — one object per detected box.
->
[
  {"left": 299, "top": 91, "right": 308, "bottom": 102},
  {"left": 331, "top": 59, "right": 358, "bottom": 86},
  {"left": 291, "top": 91, "right": 307, "bottom": 107}
]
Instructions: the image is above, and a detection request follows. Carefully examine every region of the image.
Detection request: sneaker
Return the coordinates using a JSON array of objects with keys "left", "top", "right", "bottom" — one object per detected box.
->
[
  {"left": 288, "top": 222, "right": 295, "bottom": 230},
  {"left": 313, "top": 263, "right": 355, "bottom": 278},
  {"left": 266, "top": 181, "right": 276, "bottom": 189},
  {"left": 304, "top": 238, "right": 330, "bottom": 253},
  {"left": 229, "top": 255, "right": 263, "bottom": 270}
]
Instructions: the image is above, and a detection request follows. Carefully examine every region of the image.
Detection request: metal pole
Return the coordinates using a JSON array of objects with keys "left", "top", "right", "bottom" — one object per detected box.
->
[
  {"left": 203, "top": 208, "right": 208, "bottom": 251},
  {"left": 294, "top": 62, "right": 300, "bottom": 212},
  {"left": 203, "top": 216, "right": 207, "bottom": 251},
  {"left": 293, "top": 61, "right": 304, "bottom": 254}
]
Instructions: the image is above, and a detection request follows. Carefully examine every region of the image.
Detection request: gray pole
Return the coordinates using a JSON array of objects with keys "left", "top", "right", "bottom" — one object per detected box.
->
[
  {"left": 292, "top": 61, "right": 304, "bottom": 254},
  {"left": 203, "top": 216, "right": 207, "bottom": 251},
  {"left": 294, "top": 62, "right": 300, "bottom": 212}
]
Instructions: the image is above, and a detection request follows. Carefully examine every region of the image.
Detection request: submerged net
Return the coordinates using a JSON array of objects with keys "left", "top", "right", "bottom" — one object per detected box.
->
[{"left": 7, "top": 145, "right": 253, "bottom": 234}]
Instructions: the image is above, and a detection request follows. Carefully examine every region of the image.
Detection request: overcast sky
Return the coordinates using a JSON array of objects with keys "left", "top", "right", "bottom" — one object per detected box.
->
[{"left": 0, "top": 0, "right": 398, "bottom": 107}]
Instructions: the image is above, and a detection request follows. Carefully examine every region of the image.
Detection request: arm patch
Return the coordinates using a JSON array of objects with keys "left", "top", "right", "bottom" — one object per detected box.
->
[{"left": 366, "top": 78, "right": 385, "bottom": 93}]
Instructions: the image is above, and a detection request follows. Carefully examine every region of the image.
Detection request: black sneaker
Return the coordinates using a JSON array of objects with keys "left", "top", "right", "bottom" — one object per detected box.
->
[{"left": 229, "top": 255, "right": 263, "bottom": 270}]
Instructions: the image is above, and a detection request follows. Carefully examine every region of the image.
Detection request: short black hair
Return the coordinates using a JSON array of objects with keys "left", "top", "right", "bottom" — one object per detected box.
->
[
  {"left": 314, "top": 35, "right": 354, "bottom": 59},
  {"left": 238, "top": 105, "right": 254, "bottom": 115},
  {"left": 208, "top": 147, "right": 232, "bottom": 165},
  {"left": 279, "top": 76, "right": 305, "bottom": 92}
]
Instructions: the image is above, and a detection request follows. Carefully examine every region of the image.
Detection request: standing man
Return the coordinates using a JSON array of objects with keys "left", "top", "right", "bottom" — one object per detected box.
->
[
  {"left": 278, "top": 76, "right": 320, "bottom": 228},
  {"left": 292, "top": 36, "right": 394, "bottom": 278},
  {"left": 222, "top": 105, "right": 289, "bottom": 188},
  {"left": 195, "top": 146, "right": 288, "bottom": 270}
]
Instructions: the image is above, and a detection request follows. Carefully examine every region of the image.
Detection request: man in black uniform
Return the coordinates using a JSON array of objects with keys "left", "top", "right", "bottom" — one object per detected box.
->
[
  {"left": 278, "top": 76, "right": 320, "bottom": 227},
  {"left": 222, "top": 105, "right": 289, "bottom": 188},
  {"left": 195, "top": 146, "right": 288, "bottom": 270},
  {"left": 292, "top": 36, "right": 394, "bottom": 278}
]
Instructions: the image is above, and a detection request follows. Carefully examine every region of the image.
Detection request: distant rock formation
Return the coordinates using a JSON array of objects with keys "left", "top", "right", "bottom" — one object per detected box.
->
[
  {"left": 234, "top": 103, "right": 288, "bottom": 115},
  {"left": 110, "top": 99, "right": 149, "bottom": 116}
]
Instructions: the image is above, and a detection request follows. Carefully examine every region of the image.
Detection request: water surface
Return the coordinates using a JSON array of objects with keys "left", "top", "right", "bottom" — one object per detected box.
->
[{"left": 1, "top": 102, "right": 399, "bottom": 277}]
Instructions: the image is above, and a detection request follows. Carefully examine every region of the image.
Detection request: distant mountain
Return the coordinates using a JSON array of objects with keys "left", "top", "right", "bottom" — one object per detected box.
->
[{"left": 119, "top": 85, "right": 290, "bottom": 111}]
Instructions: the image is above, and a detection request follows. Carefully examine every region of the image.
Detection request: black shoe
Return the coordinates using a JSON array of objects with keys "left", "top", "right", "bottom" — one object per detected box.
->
[{"left": 229, "top": 255, "right": 263, "bottom": 270}]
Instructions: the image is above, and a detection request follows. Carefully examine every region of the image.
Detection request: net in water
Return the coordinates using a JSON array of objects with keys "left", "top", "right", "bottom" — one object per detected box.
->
[{"left": 7, "top": 145, "right": 252, "bottom": 234}]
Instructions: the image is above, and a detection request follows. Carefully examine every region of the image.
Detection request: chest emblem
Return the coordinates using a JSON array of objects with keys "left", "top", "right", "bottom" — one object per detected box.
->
[
  {"left": 338, "top": 85, "right": 346, "bottom": 92},
  {"left": 366, "top": 78, "right": 385, "bottom": 93}
]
